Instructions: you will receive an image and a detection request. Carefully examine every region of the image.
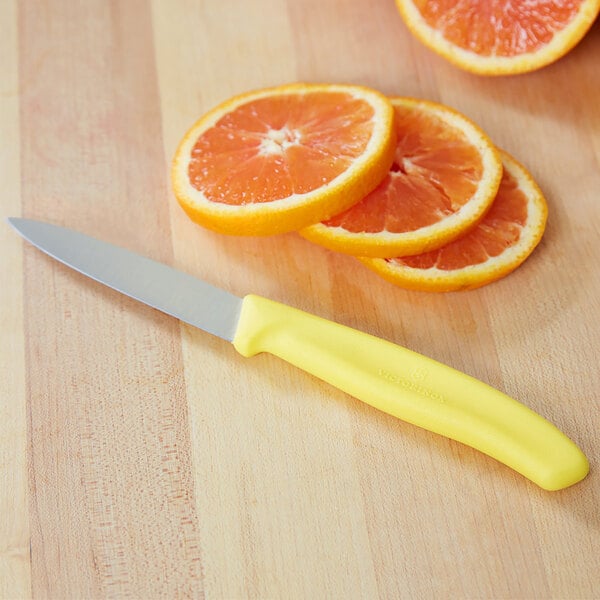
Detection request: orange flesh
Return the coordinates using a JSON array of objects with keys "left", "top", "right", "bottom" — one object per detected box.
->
[
  {"left": 322, "top": 104, "right": 482, "bottom": 233},
  {"left": 389, "top": 164, "right": 527, "bottom": 270},
  {"left": 188, "top": 93, "right": 375, "bottom": 205},
  {"left": 414, "top": 0, "right": 582, "bottom": 56}
]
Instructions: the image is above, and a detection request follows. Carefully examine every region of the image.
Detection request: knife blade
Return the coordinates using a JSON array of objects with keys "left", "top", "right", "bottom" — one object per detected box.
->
[{"left": 9, "top": 217, "right": 589, "bottom": 491}]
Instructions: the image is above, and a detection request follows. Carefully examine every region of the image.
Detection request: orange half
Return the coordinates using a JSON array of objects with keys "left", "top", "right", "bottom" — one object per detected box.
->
[
  {"left": 171, "top": 83, "right": 396, "bottom": 236},
  {"left": 359, "top": 150, "right": 548, "bottom": 292}
]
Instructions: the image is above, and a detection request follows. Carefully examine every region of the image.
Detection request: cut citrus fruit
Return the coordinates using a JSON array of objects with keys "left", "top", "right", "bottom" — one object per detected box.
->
[
  {"left": 359, "top": 150, "right": 548, "bottom": 292},
  {"left": 300, "top": 97, "right": 502, "bottom": 258},
  {"left": 171, "top": 83, "right": 397, "bottom": 236},
  {"left": 395, "top": 0, "right": 600, "bottom": 75}
]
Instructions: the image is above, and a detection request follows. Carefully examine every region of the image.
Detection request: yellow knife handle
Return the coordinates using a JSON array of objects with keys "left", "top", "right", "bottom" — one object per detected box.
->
[{"left": 232, "top": 295, "right": 589, "bottom": 490}]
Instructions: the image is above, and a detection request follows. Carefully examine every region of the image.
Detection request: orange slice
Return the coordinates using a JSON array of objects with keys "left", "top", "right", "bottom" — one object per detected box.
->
[
  {"left": 395, "top": 0, "right": 600, "bottom": 75},
  {"left": 171, "top": 83, "right": 397, "bottom": 236},
  {"left": 359, "top": 150, "right": 548, "bottom": 292},
  {"left": 300, "top": 97, "right": 502, "bottom": 258}
]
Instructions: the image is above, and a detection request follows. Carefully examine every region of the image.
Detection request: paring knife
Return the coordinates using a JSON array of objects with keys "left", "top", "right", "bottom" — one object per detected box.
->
[{"left": 9, "top": 217, "right": 589, "bottom": 491}]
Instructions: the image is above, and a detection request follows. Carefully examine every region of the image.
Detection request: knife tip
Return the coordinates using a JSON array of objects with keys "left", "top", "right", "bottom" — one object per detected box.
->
[{"left": 7, "top": 217, "right": 32, "bottom": 233}]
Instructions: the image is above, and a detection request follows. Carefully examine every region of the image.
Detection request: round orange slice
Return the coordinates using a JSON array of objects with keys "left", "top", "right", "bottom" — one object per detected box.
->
[
  {"left": 171, "top": 83, "right": 397, "bottom": 236},
  {"left": 395, "top": 0, "right": 600, "bottom": 75},
  {"left": 300, "top": 97, "right": 502, "bottom": 258},
  {"left": 359, "top": 150, "right": 548, "bottom": 292}
]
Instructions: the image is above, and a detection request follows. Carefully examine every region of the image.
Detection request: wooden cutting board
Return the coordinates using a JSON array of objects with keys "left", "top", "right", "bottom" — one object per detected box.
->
[{"left": 2, "top": 1, "right": 599, "bottom": 598}]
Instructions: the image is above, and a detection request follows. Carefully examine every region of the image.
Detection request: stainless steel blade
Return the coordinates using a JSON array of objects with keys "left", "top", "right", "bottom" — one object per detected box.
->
[{"left": 8, "top": 218, "right": 243, "bottom": 341}]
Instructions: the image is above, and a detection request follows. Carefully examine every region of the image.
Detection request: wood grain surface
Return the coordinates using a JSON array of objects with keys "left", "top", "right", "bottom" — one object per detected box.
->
[{"left": 1, "top": 1, "right": 599, "bottom": 598}]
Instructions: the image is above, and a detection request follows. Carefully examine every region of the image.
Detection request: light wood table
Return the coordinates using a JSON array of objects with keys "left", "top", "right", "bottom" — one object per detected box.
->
[{"left": 2, "top": 1, "right": 599, "bottom": 598}]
